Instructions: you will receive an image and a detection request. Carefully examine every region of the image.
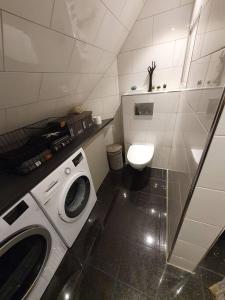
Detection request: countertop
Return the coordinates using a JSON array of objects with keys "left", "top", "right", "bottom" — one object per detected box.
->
[{"left": 0, "top": 118, "right": 113, "bottom": 215}]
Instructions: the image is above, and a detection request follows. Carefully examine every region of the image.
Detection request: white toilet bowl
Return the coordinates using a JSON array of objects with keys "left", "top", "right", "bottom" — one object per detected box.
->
[{"left": 127, "top": 144, "right": 154, "bottom": 171}]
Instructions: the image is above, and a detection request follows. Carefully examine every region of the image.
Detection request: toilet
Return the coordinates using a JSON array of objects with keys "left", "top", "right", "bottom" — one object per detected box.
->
[{"left": 127, "top": 144, "right": 154, "bottom": 171}]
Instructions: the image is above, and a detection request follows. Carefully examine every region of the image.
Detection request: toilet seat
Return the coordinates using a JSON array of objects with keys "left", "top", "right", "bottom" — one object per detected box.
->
[{"left": 127, "top": 144, "right": 154, "bottom": 166}]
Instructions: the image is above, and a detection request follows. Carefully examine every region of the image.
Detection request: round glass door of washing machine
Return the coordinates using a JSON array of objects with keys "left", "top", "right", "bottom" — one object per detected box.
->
[
  {"left": 64, "top": 175, "right": 91, "bottom": 220},
  {"left": 0, "top": 227, "right": 51, "bottom": 300}
]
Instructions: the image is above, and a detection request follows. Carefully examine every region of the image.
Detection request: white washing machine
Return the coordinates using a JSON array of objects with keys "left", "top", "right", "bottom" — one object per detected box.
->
[
  {"left": 31, "top": 148, "right": 97, "bottom": 248},
  {"left": 0, "top": 193, "right": 67, "bottom": 300}
]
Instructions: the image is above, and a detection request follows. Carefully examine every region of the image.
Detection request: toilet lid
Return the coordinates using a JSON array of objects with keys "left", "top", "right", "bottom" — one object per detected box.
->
[{"left": 127, "top": 144, "right": 154, "bottom": 165}]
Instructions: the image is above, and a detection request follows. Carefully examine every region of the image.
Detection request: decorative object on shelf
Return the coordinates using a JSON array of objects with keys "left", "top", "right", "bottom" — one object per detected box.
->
[
  {"left": 157, "top": 85, "right": 161, "bottom": 90},
  {"left": 163, "top": 83, "right": 167, "bottom": 89},
  {"left": 197, "top": 80, "right": 202, "bottom": 86},
  {"left": 152, "top": 86, "right": 155, "bottom": 90},
  {"left": 147, "top": 61, "right": 156, "bottom": 92},
  {"left": 131, "top": 85, "right": 137, "bottom": 90}
]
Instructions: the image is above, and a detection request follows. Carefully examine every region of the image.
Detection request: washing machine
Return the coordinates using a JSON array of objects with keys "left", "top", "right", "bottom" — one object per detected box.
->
[
  {"left": 0, "top": 193, "right": 67, "bottom": 300},
  {"left": 31, "top": 148, "right": 97, "bottom": 248}
]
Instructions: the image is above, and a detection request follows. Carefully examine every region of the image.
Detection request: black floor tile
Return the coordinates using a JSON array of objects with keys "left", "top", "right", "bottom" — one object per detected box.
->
[
  {"left": 118, "top": 241, "right": 165, "bottom": 297},
  {"left": 197, "top": 267, "right": 223, "bottom": 300},
  {"left": 112, "top": 281, "right": 145, "bottom": 300},
  {"left": 201, "top": 238, "right": 225, "bottom": 276},
  {"left": 78, "top": 266, "right": 115, "bottom": 300}
]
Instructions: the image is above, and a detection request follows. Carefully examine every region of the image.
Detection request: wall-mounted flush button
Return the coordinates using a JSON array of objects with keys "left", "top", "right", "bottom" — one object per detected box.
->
[
  {"left": 135, "top": 103, "right": 154, "bottom": 116},
  {"left": 65, "top": 167, "right": 71, "bottom": 175}
]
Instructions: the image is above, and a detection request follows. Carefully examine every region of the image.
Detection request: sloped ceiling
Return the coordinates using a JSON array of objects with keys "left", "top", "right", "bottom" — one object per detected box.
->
[{"left": 0, "top": 0, "right": 145, "bottom": 132}]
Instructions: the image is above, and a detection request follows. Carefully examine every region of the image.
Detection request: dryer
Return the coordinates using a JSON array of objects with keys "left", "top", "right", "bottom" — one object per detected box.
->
[
  {"left": 0, "top": 193, "right": 67, "bottom": 300},
  {"left": 31, "top": 148, "right": 97, "bottom": 248}
]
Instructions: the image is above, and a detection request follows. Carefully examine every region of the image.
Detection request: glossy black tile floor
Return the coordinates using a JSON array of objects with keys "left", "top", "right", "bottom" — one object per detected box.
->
[{"left": 43, "top": 166, "right": 224, "bottom": 300}]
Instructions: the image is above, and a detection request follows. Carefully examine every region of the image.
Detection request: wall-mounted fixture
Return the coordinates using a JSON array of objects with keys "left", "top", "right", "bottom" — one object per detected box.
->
[{"left": 135, "top": 103, "right": 154, "bottom": 116}]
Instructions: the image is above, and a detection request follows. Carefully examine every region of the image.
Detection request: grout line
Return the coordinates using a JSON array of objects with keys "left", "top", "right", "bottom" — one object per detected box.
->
[
  {"left": 0, "top": 10, "right": 5, "bottom": 71},
  {"left": 1, "top": 9, "right": 116, "bottom": 55},
  {"left": 99, "top": 0, "right": 129, "bottom": 32},
  {"left": 199, "top": 265, "right": 225, "bottom": 278},
  {"left": 49, "top": 0, "right": 56, "bottom": 28},
  {"left": 138, "top": 2, "right": 194, "bottom": 21},
  {"left": 191, "top": 46, "right": 225, "bottom": 63},
  {"left": 36, "top": 73, "right": 44, "bottom": 102}
]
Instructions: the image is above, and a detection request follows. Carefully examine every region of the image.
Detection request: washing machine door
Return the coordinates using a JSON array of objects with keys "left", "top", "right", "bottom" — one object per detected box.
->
[
  {"left": 0, "top": 226, "right": 51, "bottom": 300},
  {"left": 58, "top": 172, "right": 91, "bottom": 223}
]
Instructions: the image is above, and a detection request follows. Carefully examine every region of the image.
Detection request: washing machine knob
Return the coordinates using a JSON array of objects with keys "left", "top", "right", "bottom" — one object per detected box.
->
[{"left": 65, "top": 167, "right": 71, "bottom": 175}]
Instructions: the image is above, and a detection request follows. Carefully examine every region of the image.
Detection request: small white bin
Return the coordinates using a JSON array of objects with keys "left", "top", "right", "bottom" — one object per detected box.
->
[{"left": 107, "top": 144, "right": 123, "bottom": 171}]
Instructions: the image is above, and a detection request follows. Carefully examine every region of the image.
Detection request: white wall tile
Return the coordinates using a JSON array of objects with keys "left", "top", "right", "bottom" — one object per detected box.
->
[
  {"left": 39, "top": 73, "right": 81, "bottom": 101},
  {"left": 138, "top": 0, "right": 180, "bottom": 20},
  {"left": 88, "top": 77, "right": 118, "bottom": 99},
  {"left": 94, "top": 11, "right": 128, "bottom": 53},
  {"left": 0, "top": 0, "right": 54, "bottom": 26},
  {"left": 121, "top": 17, "right": 153, "bottom": 51},
  {"left": 51, "top": 0, "right": 106, "bottom": 43},
  {"left": 216, "top": 107, "right": 225, "bottom": 136},
  {"left": 102, "top": 0, "right": 126, "bottom": 18},
  {"left": 68, "top": 41, "right": 103, "bottom": 73},
  {"left": 186, "top": 187, "right": 225, "bottom": 227},
  {"left": 119, "top": 72, "right": 148, "bottom": 93},
  {"left": 187, "top": 56, "right": 210, "bottom": 88},
  {"left": 178, "top": 218, "right": 222, "bottom": 248},
  {"left": 204, "top": 49, "right": 225, "bottom": 87},
  {"left": 173, "top": 239, "right": 206, "bottom": 264},
  {"left": 76, "top": 74, "right": 101, "bottom": 93},
  {"left": 0, "top": 14, "right": 4, "bottom": 71},
  {"left": 0, "top": 72, "right": 42, "bottom": 108},
  {"left": 119, "top": 0, "right": 144, "bottom": 30},
  {"left": 169, "top": 255, "right": 196, "bottom": 272},
  {"left": 3, "top": 13, "right": 74, "bottom": 72},
  {"left": 118, "top": 51, "right": 135, "bottom": 75},
  {"left": 105, "top": 59, "right": 118, "bottom": 77},
  {"left": 207, "top": 0, "right": 225, "bottom": 32},
  {"left": 198, "top": 136, "right": 225, "bottom": 191},
  {"left": 173, "top": 38, "right": 188, "bottom": 67},
  {"left": 153, "top": 67, "right": 183, "bottom": 89},
  {"left": 153, "top": 5, "right": 192, "bottom": 44}
]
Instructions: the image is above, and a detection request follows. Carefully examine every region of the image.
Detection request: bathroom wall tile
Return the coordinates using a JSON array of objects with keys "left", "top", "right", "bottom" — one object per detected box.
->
[
  {"left": 169, "top": 255, "right": 196, "bottom": 272},
  {"left": 71, "top": 91, "right": 90, "bottom": 105},
  {"left": 103, "top": 95, "right": 120, "bottom": 116},
  {"left": 94, "top": 11, "right": 128, "bottom": 53},
  {"left": 0, "top": 72, "right": 42, "bottom": 108},
  {"left": 187, "top": 56, "right": 210, "bottom": 88},
  {"left": 3, "top": 13, "right": 74, "bottom": 72},
  {"left": 206, "top": 0, "right": 225, "bottom": 32},
  {"left": 181, "top": 0, "right": 195, "bottom": 4},
  {"left": 0, "top": 109, "right": 6, "bottom": 134},
  {"left": 173, "top": 239, "right": 206, "bottom": 265},
  {"left": 153, "top": 66, "right": 183, "bottom": 89},
  {"left": 76, "top": 74, "right": 101, "bottom": 94},
  {"left": 102, "top": 0, "right": 126, "bottom": 18},
  {"left": 186, "top": 187, "right": 225, "bottom": 227},
  {"left": 204, "top": 49, "right": 225, "bottom": 87},
  {"left": 121, "top": 17, "right": 153, "bottom": 51},
  {"left": 95, "top": 51, "right": 115, "bottom": 74},
  {"left": 197, "top": 136, "right": 225, "bottom": 191},
  {"left": 216, "top": 107, "right": 225, "bottom": 136},
  {"left": 147, "top": 92, "right": 180, "bottom": 113},
  {"left": 105, "top": 59, "right": 118, "bottom": 77},
  {"left": 201, "top": 28, "right": 225, "bottom": 57},
  {"left": 138, "top": 0, "right": 180, "bottom": 20},
  {"left": 153, "top": 5, "right": 192, "bottom": 44},
  {"left": 0, "top": 0, "right": 54, "bottom": 26},
  {"left": 151, "top": 146, "right": 171, "bottom": 169},
  {"left": 119, "top": 0, "right": 144, "bottom": 30},
  {"left": 132, "top": 42, "right": 175, "bottom": 72},
  {"left": 119, "top": 72, "right": 148, "bottom": 93},
  {"left": 173, "top": 38, "right": 188, "bottom": 67},
  {"left": 88, "top": 77, "right": 118, "bottom": 99},
  {"left": 51, "top": 0, "right": 106, "bottom": 43},
  {"left": 82, "top": 98, "right": 103, "bottom": 116},
  {"left": 68, "top": 41, "right": 103, "bottom": 73},
  {"left": 178, "top": 218, "right": 222, "bottom": 249},
  {"left": 39, "top": 73, "right": 81, "bottom": 101},
  {"left": 117, "top": 51, "right": 135, "bottom": 75},
  {"left": 0, "top": 15, "right": 3, "bottom": 71}
]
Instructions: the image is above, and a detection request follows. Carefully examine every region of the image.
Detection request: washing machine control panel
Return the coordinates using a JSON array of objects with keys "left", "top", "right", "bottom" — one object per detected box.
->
[{"left": 72, "top": 152, "right": 83, "bottom": 167}]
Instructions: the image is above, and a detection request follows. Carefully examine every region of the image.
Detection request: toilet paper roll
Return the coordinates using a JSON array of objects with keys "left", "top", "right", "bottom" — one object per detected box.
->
[{"left": 93, "top": 116, "right": 102, "bottom": 125}]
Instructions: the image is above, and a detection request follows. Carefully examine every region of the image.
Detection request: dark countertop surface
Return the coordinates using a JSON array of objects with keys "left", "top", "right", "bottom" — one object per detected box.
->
[{"left": 0, "top": 118, "right": 113, "bottom": 215}]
